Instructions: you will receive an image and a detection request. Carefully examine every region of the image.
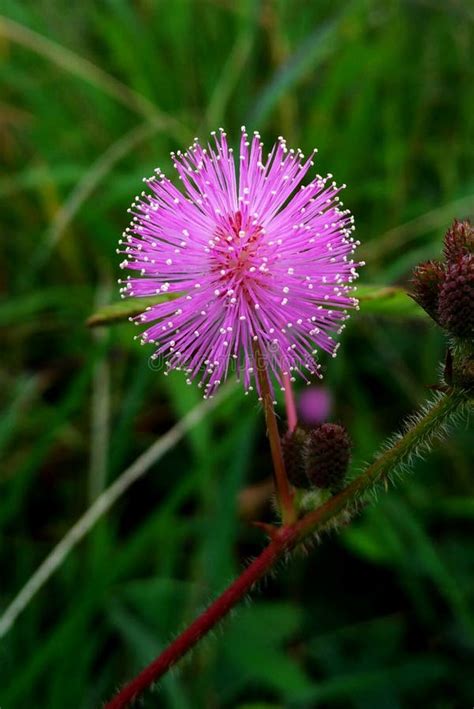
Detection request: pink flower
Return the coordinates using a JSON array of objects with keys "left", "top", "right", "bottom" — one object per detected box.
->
[{"left": 119, "top": 128, "right": 360, "bottom": 397}]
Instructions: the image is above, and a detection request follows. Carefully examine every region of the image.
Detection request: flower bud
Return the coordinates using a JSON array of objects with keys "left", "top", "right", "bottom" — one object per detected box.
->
[
  {"left": 411, "top": 260, "right": 445, "bottom": 322},
  {"left": 443, "top": 219, "right": 474, "bottom": 262},
  {"left": 304, "top": 423, "right": 351, "bottom": 493},
  {"left": 438, "top": 254, "right": 474, "bottom": 339},
  {"left": 281, "top": 427, "right": 309, "bottom": 488}
]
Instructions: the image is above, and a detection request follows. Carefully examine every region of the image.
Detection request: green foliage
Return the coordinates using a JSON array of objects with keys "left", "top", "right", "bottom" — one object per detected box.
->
[
  {"left": 1, "top": 1, "right": 473, "bottom": 707},
  {"left": 87, "top": 284, "right": 427, "bottom": 328},
  {"left": 86, "top": 293, "right": 180, "bottom": 327},
  {"left": 218, "top": 603, "right": 311, "bottom": 698},
  {"left": 356, "top": 284, "right": 427, "bottom": 318}
]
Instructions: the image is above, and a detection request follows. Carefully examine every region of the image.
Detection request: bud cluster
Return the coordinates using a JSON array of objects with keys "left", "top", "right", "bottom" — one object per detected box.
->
[
  {"left": 411, "top": 219, "right": 474, "bottom": 340},
  {"left": 438, "top": 255, "right": 474, "bottom": 339},
  {"left": 281, "top": 427, "right": 308, "bottom": 488},
  {"left": 282, "top": 423, "right": 351, "bottom": 493}
]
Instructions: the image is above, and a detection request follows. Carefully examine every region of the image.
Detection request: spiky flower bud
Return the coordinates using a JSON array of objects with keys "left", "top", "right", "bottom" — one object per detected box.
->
[
  {"left": 443, "top": 219, "right": 474, "bottom": 262},
  {"left": 438, "top": 254, "right": 474, "bottom": 339},
  {"left": 411, "top": 260, "right": 445, "bottom": 322},
  {"left": 304, "top": 423, "right": 351, "bottom": 492},
  {"left": 281, "top": 427, "right": 309, "bottom": 488}
]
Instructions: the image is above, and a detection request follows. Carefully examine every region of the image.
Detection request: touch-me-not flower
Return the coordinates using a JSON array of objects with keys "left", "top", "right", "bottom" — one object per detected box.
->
[{"left": 118, "top": 128, "right": 361, "bottom": 397}]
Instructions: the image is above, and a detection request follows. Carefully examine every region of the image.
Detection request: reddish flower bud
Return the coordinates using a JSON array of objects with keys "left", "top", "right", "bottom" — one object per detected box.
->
[
  {"left": 443, "top": 219, "right": 474, "bottom": 263},
  {"left": 304, "top": 423, "right": 351, "bottom": 492},
  {"left": 281, "top": 427, "right": 309, "bottom": 488},
  {"left": 438, "top": 253, "right": 474, "bottom": 339},
  {"left": 411, "top": 260, "right": 445, "bottom": 322}
]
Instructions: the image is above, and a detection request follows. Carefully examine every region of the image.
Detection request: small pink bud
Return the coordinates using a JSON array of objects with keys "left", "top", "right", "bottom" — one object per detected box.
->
[{"left": 298, "top": 386, "right": 332, "bottom": 426}]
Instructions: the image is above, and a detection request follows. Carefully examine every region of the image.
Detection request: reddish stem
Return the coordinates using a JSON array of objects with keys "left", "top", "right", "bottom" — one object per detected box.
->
[
  {"left": 106, "top": 468, "right": 390, "bottom": 708},
  {"left": 282, "top": 372, "right": 298, "bottom": 433},
  {"left": 106, "top": 492, "right": 342, "bottom": 709},
  {"left": 252, "top": 342, "right": 295, "bottom": 525},
  {"left": 105, "top": 528, "right": 294, "bottom": 709},
  {"left": 105, "top": 390, "right": 468, "bottom": 708},
  {"left": 105, "top": 481, "right": 366, "bottom": 708}
]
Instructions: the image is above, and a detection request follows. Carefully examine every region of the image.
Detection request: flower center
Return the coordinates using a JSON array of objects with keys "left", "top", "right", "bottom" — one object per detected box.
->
[{"left": 210, "top": 211, "right": 265, "bottom": 289}]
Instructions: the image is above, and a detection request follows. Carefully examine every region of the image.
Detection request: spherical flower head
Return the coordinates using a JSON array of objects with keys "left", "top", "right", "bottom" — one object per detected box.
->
[{"left": 119, "top": 128, "right": 361, "bottom": 398}]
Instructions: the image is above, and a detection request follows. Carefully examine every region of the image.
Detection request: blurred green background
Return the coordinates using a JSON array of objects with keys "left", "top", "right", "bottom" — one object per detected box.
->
[{"left": 1, "top": 1, "right": 473, "bottom": 707}]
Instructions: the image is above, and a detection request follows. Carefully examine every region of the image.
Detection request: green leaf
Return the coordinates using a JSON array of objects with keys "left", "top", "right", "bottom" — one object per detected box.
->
[
  {"left": 108, "top": 598, "right": 192, "bottom": 709},
  {"left": 219, "top": 603, "right": 311, "bottom": 698},
  {"left": 292, "top": 658, "right": 448, "bottom": 704},
  {"left": 86, "top": 293, "right": 180, "bottom": 327},
  {"left": 248, "top": 9, "right": 352, "bottom": 126},
  {"left": 0, "top": 287, "right": 89, "bottom": 326},
  {"left": 356, "top": 284, "right": 427, "bottom": 318},
  {"left": 88, "top": 285, "right": 425, "bottom": 329}
]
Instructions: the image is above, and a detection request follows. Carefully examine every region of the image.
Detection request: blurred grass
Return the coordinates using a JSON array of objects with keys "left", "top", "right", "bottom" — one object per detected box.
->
[{"left": 0, "top": 1, "right": 473, "bottom": 707}]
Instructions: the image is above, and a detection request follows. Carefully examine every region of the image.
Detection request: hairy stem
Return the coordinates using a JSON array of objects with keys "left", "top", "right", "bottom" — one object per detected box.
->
[
  {"left": 105, "top": 530, "right": 293, "bottom": 709},
  {"left": 297, "top": 387, "right": 471, "bottom": 538},
  {"left": 106, "top": 388, "right": 471, "bottom": 708}
]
